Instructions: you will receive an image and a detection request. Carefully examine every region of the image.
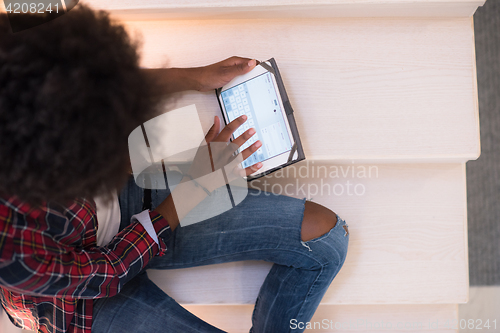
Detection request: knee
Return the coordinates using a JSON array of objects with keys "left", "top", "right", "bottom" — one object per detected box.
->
[{"left": 301, "top": 201, "right": 338, "bottom": 242}]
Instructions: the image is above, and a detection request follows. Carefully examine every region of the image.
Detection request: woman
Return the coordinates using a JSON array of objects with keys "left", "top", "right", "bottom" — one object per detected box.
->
[{"left": 0, "top": 5, "right": 348, "bottom": 333}]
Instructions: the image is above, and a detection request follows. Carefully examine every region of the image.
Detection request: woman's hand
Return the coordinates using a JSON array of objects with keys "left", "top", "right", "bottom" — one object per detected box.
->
[
  {"left": 197, "top": 57, "right": 258, "bottom": 92},
  {"left": 205, "top": 114, "right": 263, "bottom": 175},
  {"left": 185, "top": 115, "right": 263, "bottom": 189}
]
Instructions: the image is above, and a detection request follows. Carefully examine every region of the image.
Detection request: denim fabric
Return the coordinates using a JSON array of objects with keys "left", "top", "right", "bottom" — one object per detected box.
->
[{"left": 92, "top": 176, "right": 349, "bottom": 333}]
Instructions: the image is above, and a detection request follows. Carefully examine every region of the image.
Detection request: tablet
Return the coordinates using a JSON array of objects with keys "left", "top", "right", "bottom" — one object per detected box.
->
[{"left": 216, "top": 58, "right": 305, "bottom": 180}]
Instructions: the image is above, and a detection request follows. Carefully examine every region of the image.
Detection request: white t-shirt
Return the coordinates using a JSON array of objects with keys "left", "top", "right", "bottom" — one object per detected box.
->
[
  {"left": 94, "top": 192, "right": 121, "bottom": 247},
  {"left": 94, "top": 191, "right": 160, "bottom": 248}
]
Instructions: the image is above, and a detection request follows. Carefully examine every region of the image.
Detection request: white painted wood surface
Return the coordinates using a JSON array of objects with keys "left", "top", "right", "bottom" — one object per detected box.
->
[
  {"left": 148, "top": 163, "right": 468, "bottom": 304},
  {"left": 83, "top": 0, "right": 485, "bottom": 20},
  {"left": 183, "top": 304, "right": 459, "bottom": 332},
  {"left": 118, "top": 17, "right": 480, "bottom": 162}
]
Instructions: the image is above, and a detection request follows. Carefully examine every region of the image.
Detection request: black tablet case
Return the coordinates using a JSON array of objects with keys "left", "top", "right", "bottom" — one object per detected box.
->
[{"left": 215, "top": 58, "right": 306, "bottom": 181}]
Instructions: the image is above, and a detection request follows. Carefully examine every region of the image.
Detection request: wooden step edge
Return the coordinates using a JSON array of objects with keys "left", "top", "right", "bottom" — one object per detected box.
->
[
  {"left": 81, "top": 0, "right": 486, "bottom": 21},
  {"left": 471, "top": 17, "right": 482, "bottom": 163},
  {"left": 297, "top": 154, "right": 480, "bottom": 163}
]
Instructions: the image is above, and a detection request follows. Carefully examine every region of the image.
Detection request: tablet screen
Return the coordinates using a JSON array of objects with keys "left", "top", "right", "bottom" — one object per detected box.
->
[{"left": 221, "top": 72, "right": 293, "bottom": 168}]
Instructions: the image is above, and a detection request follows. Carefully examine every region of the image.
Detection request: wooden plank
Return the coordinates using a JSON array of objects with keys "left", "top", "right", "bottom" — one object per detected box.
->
[
  {"left": 121, "top": 18, "right": 480, "bottom": 162},
  {"left": 182, "top": 304, "right": 459, "bottom": 332},
  {"left": 148, "top": 163, "right": 468, "bottom": 304},
  {"left": 82, "top": 0, "right": 485, "bottom": 20}
]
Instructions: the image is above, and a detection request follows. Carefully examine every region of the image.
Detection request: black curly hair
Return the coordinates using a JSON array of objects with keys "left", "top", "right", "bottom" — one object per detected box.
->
[{"left": 0, "top": 5, "right": 160, "bottom": 204}]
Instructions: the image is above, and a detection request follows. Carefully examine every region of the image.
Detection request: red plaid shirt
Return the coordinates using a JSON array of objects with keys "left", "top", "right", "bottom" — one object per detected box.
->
[{"left": 0, "top": 195, "right": 170, "bottom": 333}]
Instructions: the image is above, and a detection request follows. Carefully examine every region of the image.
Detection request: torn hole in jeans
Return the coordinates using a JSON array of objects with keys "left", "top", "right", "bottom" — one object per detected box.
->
[{"left": 343, "top": 225, "right": 349, "bottom": 236}]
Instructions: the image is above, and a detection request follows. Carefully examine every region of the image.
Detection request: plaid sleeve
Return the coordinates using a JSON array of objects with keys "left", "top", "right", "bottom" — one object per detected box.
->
[{"left": 0, "top": 203, "right": 170, "bottom": 299}]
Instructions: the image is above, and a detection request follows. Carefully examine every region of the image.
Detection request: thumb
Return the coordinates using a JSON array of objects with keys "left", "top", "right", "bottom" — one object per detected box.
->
[{"left": 235, "top": 59, "right": 257, "bottom": 75}]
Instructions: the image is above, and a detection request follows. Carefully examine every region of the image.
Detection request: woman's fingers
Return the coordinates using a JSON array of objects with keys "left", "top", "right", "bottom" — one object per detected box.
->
[
  {"left": 208, "top": 114, "right": 264, "bottom": 177},
  {"left": 245, "top": 162, "right": 263, "bottom": 176},
  {"left": 240, "top": 140, "right": 262, "bottom": 160},
  {"left": 232, "top": 127, "right": 257, "bottom": 147},
  {"left": 228, "top": 159, "right": 263, "bottom": 178},
  {"left": 205, "top": 116, "right": 220, "bottom": 143},
  {"left": 215, "top": 115, "right": 247, "bottom": 142}
]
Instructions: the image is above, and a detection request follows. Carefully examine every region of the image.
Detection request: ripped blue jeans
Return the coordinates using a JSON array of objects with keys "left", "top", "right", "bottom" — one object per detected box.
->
[{"left": 92, "top": 177, "right": 349, "bottom": 333}]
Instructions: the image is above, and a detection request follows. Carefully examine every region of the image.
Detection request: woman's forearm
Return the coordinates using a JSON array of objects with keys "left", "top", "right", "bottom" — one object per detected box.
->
[
  {"left": 143, "top": 57, "right": 257, "bottom": 95},
  {"left": 153, "top": 175, "right": 212, "bottom": 231},
  {"left": 143, "top": 67, "right": 203, "bottom": 95}
]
